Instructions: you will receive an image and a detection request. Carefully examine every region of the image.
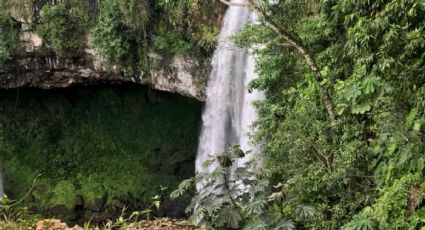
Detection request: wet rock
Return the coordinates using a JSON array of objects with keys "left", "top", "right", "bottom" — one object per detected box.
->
[{"left": 1, "top": 52, "right": 206, "bottom": 101}]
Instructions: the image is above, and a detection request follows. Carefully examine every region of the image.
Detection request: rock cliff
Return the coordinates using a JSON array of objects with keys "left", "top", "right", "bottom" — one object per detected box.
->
[{"left": 0, "top": 32, "right": 209, "bottom": 101}]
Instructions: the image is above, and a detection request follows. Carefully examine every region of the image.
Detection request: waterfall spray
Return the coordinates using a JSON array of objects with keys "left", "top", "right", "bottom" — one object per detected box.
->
[{"left": 196, "top": 0, "right": 262, "bottom": 184}]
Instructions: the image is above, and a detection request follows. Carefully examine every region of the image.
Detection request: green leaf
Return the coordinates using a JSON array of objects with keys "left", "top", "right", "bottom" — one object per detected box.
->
[
  {"left": 345, "top": 85, "right": 362, "bottom": 101},
  {"left": 362, "top": 77, "right": 378, "bottom": 94},
  {"left": 273, "top": 219, "right": 295, "bottom": 230},
  {"left": 295, "top": 205, "right": 316, "bottom": 220},
  {"left": 342, "top": 207, "right": 376, "bottom": 230},
  {"left": 245, "top": 197, "right": 267, "bottom": 215},
  {"left": 416, "top": 207, "right": 425, "bottom": 222},
  {"left": 413, "top": 123, "right": 421, "bottom": 132},
  {"left": 218, "top": 206, "right": 242, "bottom": 229},
  {"left": 352, "top": 103, "right": 371, "bottom": 114}
]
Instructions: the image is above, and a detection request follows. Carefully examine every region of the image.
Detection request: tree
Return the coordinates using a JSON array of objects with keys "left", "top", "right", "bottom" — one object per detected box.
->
[
  {"left": 219, "top": 0, "right": 336, "bottom": 124},
  {"left": 37, "top": 3, "right": 85, "bottom": 58},
  {"left": 0, "top": 8, "right": 19, "bottom": 70},
  {"left": 224, "top": 0, "right": 425, "bottom": 228}
]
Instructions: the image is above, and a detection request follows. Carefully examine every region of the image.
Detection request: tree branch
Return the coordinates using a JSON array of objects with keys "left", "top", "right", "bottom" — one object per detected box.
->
[
  {"left": 216, "top": 0, "right": 337, "bottom": 124},
  {"left": 248, "top": 0, "right": 336, "bottom": 123}
]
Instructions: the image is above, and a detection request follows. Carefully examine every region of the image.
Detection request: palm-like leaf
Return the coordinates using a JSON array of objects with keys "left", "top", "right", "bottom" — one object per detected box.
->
[
  {"left": 273, "top": 219, "right": 295, "bottom": 230},
  {"left": 218, "top": 206, "right": 243, "bottom": 229},
  {"left": 342, "top": 208, "right": 376, "bottom": 230},
  {"left": 294, "top": 204, "right": 315, "bottom": 221}
]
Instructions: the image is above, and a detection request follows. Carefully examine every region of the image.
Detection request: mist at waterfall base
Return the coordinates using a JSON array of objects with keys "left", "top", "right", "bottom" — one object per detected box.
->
[{"left": 196, "top": 0, "right": 263, "bottom": 184}]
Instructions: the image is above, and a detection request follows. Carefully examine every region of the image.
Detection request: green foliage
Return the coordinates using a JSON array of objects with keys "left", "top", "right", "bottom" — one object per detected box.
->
[
  {"left": 116, "top": 0, "right": 150, "bottom": 30},
  {"left": 1, "top": 85, "right": 202, "bottom": 217},
  {"left": 36, "top": 3, "right": 85, "bottom": 58},
  {"left": 342, "top": 207, "right": 376, "bottom": 230},
  {"left": 237, "top": 0, "right": 425, "bottom": 228},
  {"left": 0, "top": 10, "right": 19, "bottom": 66},
  {"left": 90, "top": 0, "right": 222, "bottom": 74},
  {"left": 49, "top": 181, "right": 77, "bottom": 209},
  {"left": 91, "top": 0, "right": 143, "bottom": 75},
  {"left": 153, "top": 32, "right": 192, "bottom": 55},
  {"left": 172, "top": 146, "right": 315, "bottom": 229},
  {"left": 152, "top": 0, "right": 222, "bottom": 55},
  {"left": 1, "top": 0, "right": 33, "bottom": 22},
  {"left": 1, "top": 0, "right": 221, "bottom": 77}
]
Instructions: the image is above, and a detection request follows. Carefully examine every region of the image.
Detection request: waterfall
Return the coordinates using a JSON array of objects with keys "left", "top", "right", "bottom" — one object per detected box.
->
[
  {"left": 0, "top": 173, "right": 3, "bottom": 199},
  {"left": 0, "top": 123, "right": 4, "bottom": 199},
  {"left": 196, "top": 1, "right": 262, "bottom": 176}
]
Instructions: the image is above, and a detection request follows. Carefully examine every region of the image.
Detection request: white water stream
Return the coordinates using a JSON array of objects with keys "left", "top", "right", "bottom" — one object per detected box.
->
[
  {"left": 0, "top": 174, "right": 3, "bottom": 199},
  {"left": 196, "top": 0, "right": 262, "bottom": 176},
  {"left": 0, "top": 0, "right": 263, "bottom": 202}
]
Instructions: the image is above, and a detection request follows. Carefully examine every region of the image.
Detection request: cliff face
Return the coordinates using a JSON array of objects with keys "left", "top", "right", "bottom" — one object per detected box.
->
[{"left": 0, "top": 32, "right": 209, "bottom": 101}]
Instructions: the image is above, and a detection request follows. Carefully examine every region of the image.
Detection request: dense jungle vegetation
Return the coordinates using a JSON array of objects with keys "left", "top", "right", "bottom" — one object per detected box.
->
[
  {"left": 0, "top": 0, "right": 425, "bottom": 229},
  {"left": 238, "top": 0, "right": 425, "bottom": 229},
  {"left": 0, "top": 84, "right": 202, "bottom": 220},
  {"left": 0, "top": 0, "right": 224, "bottom": 74}
]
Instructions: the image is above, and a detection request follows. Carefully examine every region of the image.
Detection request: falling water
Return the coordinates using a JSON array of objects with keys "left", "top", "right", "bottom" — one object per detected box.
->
[
  {"left": 0, "top": 173, "right": 3, "bottom": 199},
  {"left": 0, "top": 123, "right": 4, "bottom": 199},
  {"left": 196, "top": 1, "right": 262, "bottom": 175}
]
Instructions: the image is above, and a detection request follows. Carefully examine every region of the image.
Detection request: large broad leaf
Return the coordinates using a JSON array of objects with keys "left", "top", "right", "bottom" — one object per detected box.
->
[
  {"left": 273, "top": 219, "right": 295, "bottom": 230},
  {"left": 245, "top": 220, "right": 269, "bottom": 230},
  {"left": 352, "top": 102, "right": 371, "bottom": 114},
  {"left": 345, "top": 85, "right": 362, "bottom": 101},
  {"left": 342, "top": 207, "right": 376, "bottom": 230},
  {"left": 254, "top": 179, "right": 269, "bottom": 193},
  {"left": 245, "top": 197, "right": 267, "bottom": 215},
  {"left": 362, "top": 76, "right": 378, "bottom": 94},
  {"left": 217, "top": 206, "right": 242, "bottom": 229},
  {"left": 295, "top": 204, "right": 316, "bottom": 220}
]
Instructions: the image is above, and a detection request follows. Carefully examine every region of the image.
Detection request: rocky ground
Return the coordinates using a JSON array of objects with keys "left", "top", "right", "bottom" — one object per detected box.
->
[{"left": 0, "top": 219, "right": 203, "bottom": 230}]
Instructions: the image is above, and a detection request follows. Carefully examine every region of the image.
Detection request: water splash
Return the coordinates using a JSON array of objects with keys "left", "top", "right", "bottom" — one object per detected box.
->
[{"left": 196, "top": 0, "right": 262, "bottom": 177}]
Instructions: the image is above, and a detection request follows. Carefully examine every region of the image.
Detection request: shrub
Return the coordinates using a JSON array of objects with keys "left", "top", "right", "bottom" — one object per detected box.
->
[
  {"left": 171, "top": 146, "right": 315, "bottom": 229},
  {"left": 153, "top": 32, "right": 192, "bottom": 55},
  {"left": 0, "top": 10, "right": 18, "bottom": 66},
  {"left": 91, "top": 0, "right": 136, "bottom": 74},
  {"left": 36, "top": 3, "right": 84, "bottom": 58}
]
